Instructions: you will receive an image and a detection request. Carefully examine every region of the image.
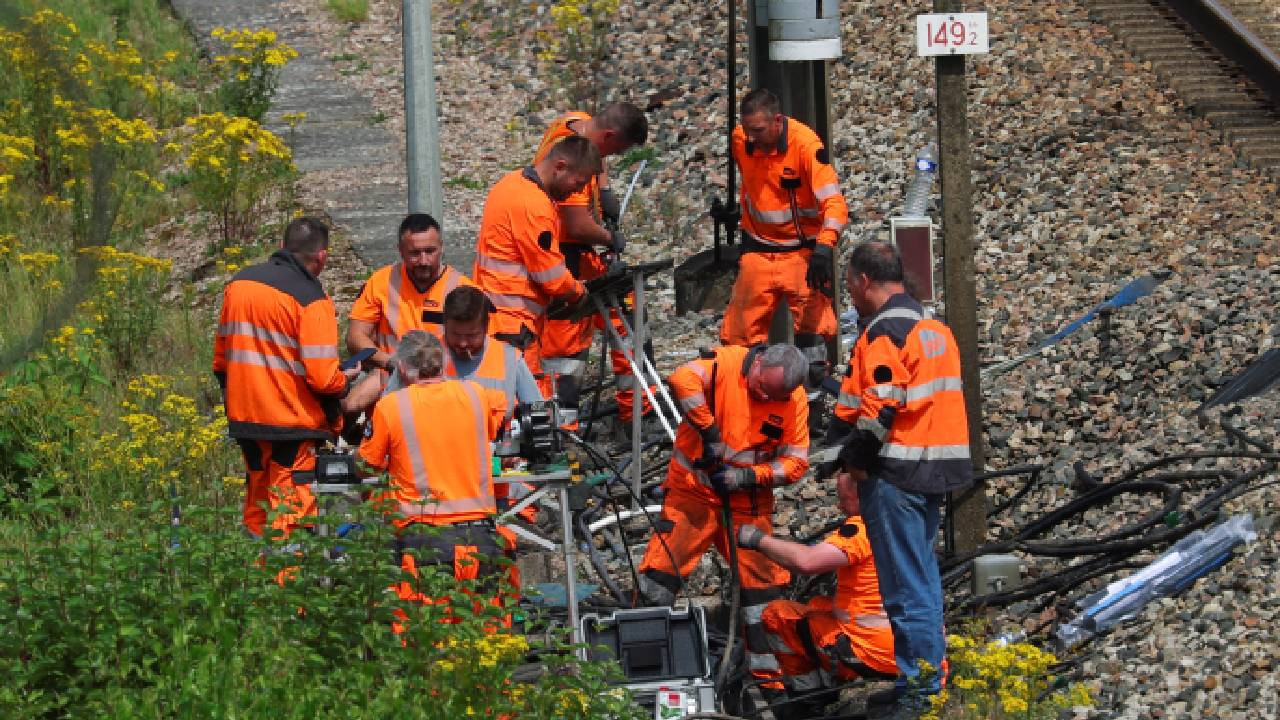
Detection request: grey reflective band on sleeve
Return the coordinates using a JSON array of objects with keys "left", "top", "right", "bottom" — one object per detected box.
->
[
  {"left": 299, "top": 345, "right": 339, "bottom": 359},
  {"left": 869, "top": 384, "right": 907, "bottom": 403},
  {"left": 856, "top": 416, "right": 889, "bottom": 441},
  {"left": 487, "top": 293, "right": 546, "bottom": 315},
  {"left": 879, "top": 444, "right": 972, "bottom": 461},
  {"left": 224, "top": 348, "right": 305, "bottom": 376},
  {"left": 217, "top": 322, "right": 299, "bottom": 348},
  {"left": 812, "top": 183, "right": 841, "bottom": 201},
  {"left": 837, "top": 391, "right": 861, "bottom": 409}
]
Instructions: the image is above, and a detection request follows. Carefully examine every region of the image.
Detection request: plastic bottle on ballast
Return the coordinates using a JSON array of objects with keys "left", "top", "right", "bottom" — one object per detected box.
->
[{"left": 901, "top": 143, "right": 938, "bottom": 218}]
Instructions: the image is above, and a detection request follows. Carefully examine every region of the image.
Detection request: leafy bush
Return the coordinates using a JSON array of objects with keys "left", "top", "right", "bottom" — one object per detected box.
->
[
  {"left": 326, "top": 0, "right": 370, "bottom": 24},
  {"left": 210, "top": 27, "right": 298, "bottom": 121},
  {"left": 0, "top": 498, "right": 645, "bottom": 719}
]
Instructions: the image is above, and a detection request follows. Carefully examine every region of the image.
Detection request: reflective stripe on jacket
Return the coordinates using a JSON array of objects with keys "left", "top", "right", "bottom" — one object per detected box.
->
[
  {"left": 473, "top": 167, "right": 585, "bottom": 337},
  {"left": 835, "top": 294, "right": 973, "bottom": 494},
  {"left": 213, "top": 250, "right": 346, "bottom": 441},
  {"left": 733, "top": 116, "right": 849, "bottom": 249},
  {"left": 665, "top": 345, "right": 810, "bottom": 511},
  {"left": 349, "top": 263, "right": 474, "bottom": 354},
  {"left": 358, "top": 379, "right": 505, "bottom": 527}
]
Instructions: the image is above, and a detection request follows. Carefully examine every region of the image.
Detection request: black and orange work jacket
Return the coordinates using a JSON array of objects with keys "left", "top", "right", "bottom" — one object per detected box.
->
[{"left": 213, "top": 250, "right": 347, "bottom": 441}]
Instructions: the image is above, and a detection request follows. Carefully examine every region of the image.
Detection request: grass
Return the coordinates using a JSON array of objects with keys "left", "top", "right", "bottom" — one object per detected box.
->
[{"left": 326, "top": 0, "right": 370, "bottom": 23}]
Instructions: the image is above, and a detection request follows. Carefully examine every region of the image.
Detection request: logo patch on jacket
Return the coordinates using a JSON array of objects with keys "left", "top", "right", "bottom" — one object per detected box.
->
[
  {"left": 873, "top": 365, "right": 893, "bottom": 384},
  {"left": 919, "top": 329, "right": 947, "bottom": 358},
  {"left": 815, "top": 147, "right": 830, "bottom": 165},
  {"left": 838, "top": 524, "right": 860, "bottom": 538},
  {"left": 537, "top": 230, "right": 553, "bottom": 250},
  {"left": 760, "top": 418, "right": 783, "bottom": 440}
]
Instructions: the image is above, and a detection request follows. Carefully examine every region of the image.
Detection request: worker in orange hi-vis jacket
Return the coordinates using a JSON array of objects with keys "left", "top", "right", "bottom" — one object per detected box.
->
[
  {"left": 736, "top": 471, "right": 897, "bottom": 720},
  {"left": 636, "top": 343, "right": 811, "bottom": 692},
  {"left": 473, "top": 135, "right": 595, "bottom": 397},
  {"left": 532, "top": 103, "right": 653, "bottom": 428},
  {"left": 213, "top": 217, "right": 358, "bottom": 538},
  {"left": 826, "top": 241, "right": 973, "bottom": 719},
  {"left": 357, "top": 330, "right": 509, "bottom": 627},
  {"left": 347, "top": 212, "right": 477, "bottom": 372},
  {"left": 721, "top": 88, "right": 849, "bottom": 386}
]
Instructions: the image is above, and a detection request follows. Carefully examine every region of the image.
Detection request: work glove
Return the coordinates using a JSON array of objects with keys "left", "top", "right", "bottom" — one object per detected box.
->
[
  {"left": 599, "top": 187, "right": 621, "bottom": 226},
  {"left": 736, "top": 524, "right": 765, "bottom": 550},
  {"left": 708, "top": 465, "right": 755, "bottom": 495},
  {"left": 806, "top": 243, "right": 835, "bottom": 298},
  {"left": 697, "top": 424, "right": 725, "bottom": 468},
  {"left": 607, "top": 229, "right": 627, "bottom": 255}
]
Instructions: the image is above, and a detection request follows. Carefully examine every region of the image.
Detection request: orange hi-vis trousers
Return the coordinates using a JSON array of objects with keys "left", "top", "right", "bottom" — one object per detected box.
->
[{"left": 235, "top": 438, "right": 318, "bottom": 538}]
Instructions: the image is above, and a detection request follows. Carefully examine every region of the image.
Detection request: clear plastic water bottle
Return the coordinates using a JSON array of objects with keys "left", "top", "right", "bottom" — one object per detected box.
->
[{"left": 901, "top": 143, "right": 938, "bottom": 218}]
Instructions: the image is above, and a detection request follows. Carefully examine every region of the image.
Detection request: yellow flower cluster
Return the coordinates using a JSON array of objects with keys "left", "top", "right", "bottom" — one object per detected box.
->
[
  {"left": 211, "top": 27, "right": 298, "bottom": 69},
  {"left": 0, "top": 132, "right": 35, "bottom": 197},
  {"left": 183, "top": 112, "right": 292, "bottom": 179},
  {"left": 433, "top": 632, "right": 530, "bottom": 673},
  {"left": 924, "top": 634, "right": 1093, "bottom": 719},
  {"left": 92, "top": 374, "right": 228, "bottom": 491},
  {"left": 0, "top": 233, "right": 16, "bottom": 260},
  {"left": 18, "top": 251, "right": 61, "bottom": 277}
]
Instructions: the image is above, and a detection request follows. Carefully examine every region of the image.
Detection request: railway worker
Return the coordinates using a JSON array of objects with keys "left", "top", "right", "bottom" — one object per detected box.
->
[
  {"left": 441, "top": 285, "right": 542, "bottom": 419},
  {"left": 721, "top": 88, "right": 849, "bottom": 386},
  {"left": 736, "top": 471, "right": 896, "bottom": 720},
  {"left": 827, "top": 241, "right": 973, "bottom": 720},
  {"left": 636, "top": 343, "right": 811, "bottom": 691},
  {"left": 532, "top": 102, "right": 653, "bottom": 428},
  {"left": 473, "top": 135, "right": 595, "bottom": 397},
  {"left": 213, "top": 217, "right": 358, "bottom": 538},
  {"left": 346, "top": 212, "right": 476, "bottom": 373},
  {"left": 357, "top": 330, "right": 508, "bottom": 599}
]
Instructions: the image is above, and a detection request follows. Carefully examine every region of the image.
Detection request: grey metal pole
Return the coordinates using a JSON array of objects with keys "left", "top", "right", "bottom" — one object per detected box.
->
[
  {"left": 403, "top": 0, "right": 443, "bottom": 219},
  {"left": 631, "top": 271, "right": 645, "bottom": 503},
  {"left": 934, "top": 0, "right": 986, "bottom": 552},
  {"left": 560, "top": 482, "right": 584, "bottom": 649}
]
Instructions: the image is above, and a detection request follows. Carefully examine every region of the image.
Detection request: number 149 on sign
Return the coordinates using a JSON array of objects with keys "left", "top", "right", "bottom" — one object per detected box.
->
[{"left": 916, "top": 12, "right": 989, "bottom": 57}]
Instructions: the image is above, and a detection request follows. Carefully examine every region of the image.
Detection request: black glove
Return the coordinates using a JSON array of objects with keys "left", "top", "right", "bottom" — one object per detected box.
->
[
  {"left": 709, "top": 466, "right": 755, "bottom": 495},
  {"left": 599, "top": 187, "right": 621, "bottom": 226},
  {"left": 807, "top": 243, "right": 835, "bottom": 298},
  {"left": 736, "top": 524, "right": 765, "bottom": 550},
  {"left": 698, "top": 424, "right": 725, "bottom": 468},
  {"left": 607, "top": 229, "right": 626, "bottom": 255}
]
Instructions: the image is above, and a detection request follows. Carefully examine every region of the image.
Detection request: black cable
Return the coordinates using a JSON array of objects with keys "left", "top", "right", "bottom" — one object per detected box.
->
[
  {"left": 581, "top": 334, "right": 610, "bottom": 442},
  {"left": 557, "top": 429, "right": 687, "bottom": 606}
]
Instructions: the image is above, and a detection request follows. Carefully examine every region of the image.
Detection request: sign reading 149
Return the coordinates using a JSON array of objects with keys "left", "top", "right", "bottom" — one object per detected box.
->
[{"left": 916, "top": 12, "right": 989, "bottom": 57}]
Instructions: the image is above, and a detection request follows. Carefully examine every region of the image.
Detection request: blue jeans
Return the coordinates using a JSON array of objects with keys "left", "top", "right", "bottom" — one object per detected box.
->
[{"left": 858, "top": 475, "right": 945, "bottom": 697}]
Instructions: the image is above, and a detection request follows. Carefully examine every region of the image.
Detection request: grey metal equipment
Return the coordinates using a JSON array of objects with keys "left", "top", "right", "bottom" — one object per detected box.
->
[
  {"left": 766, "top": 0, "right": 842, "bottom": 60},
  {"left": 971, "top": 554, "right": 1023, "bottom": 595},
  {"left": 495, "top": 470, "right": 586, "bottom": 648},
  {"left": 580, "top": 606, "right": 717, "bottom": 715}
]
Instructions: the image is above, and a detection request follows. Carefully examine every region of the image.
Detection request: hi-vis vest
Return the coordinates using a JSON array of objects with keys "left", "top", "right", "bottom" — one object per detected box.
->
[
  {"left": 666, "top": 345, "right": 811, "bottom": 511},
  {"left": 443, "top": 337, "right": 528, "bottom": 419},
  {"left": 213, "top": 250, "right": 347, "bottom": 440},
  {"left": 835, "top": 294, "right": 973, "bottom": 494},
  {"left": 349, "top": 264, "right": 473, "bottom": 354},
  {"left": 359, "top": 379, "right": 505, "bottom": 527},
  {"left": 733, "top": 116, "right": 848, "bottom": 250}
]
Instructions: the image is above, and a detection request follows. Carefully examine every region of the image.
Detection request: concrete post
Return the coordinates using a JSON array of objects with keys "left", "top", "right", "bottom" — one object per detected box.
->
[
  {"left": 403, "top": 0, "right": 443, "bottom": 219},
  {"left": 934, "top": 0, "right": 987, "bottom": 552}
]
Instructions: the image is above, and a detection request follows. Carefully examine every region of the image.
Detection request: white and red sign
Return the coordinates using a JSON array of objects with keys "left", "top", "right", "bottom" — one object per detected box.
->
[{"left": 916, "top": 12, "right": 989, "bottom": 57}]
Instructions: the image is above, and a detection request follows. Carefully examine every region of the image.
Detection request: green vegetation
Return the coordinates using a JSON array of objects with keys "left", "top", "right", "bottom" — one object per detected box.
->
[
  {"left": 0, "top": 3, "right": 640, "bottom": 716},
  {"left": 445, "top": 175, "right": 486, "bottom": 190},
  {"left": 325, "top": 0, "right": 370, "bottom": 24}
]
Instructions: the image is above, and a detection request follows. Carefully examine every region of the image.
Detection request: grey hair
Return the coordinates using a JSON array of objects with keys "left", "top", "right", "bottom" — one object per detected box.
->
[
  {"left": 760, "top": 344, "right": 808, "bottom": 391},
  {"left": 393, "top": 330, "right": 444, "bottom": 382}
]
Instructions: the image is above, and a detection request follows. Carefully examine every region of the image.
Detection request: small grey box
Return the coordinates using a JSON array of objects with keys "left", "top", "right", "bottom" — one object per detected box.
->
[{"left": 972, "top": 554, "right": 1022, "bottom": 595}]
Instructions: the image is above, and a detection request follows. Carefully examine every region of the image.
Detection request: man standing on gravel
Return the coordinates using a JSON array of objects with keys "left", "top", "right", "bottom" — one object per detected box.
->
[
  {"left": 213, "top": 217, "right": 357, "bottom": 538},
  {"left": 532, "top": 102, "right": 651, "bottom": 429},
  {"left": 473, "top": 136, "right": 595, "bottom": 396},
  {"left": 830, "top": 242, "right": 972, "bottom": 719},
  {"left": 722, "top": 88, "right": 848, "bottom": 387}
]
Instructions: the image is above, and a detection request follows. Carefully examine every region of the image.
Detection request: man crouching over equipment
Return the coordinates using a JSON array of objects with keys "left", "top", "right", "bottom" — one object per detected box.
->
[
  {"left": 357, "top": 330, "right": 507, "bottom": 596},
  {"left": 736, "top": 471, "right": 896, "bottom": 719},
  {"left": 636, "top": 343, "right": 811, "bottom": 692}
]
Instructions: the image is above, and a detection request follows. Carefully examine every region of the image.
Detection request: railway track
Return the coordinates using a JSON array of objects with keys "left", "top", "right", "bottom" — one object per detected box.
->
[{"left": 1083, "top": 0, "right": 1280, "bottom": 169}]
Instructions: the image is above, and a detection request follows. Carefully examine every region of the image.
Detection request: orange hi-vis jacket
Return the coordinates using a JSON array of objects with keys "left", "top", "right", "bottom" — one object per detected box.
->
[
  {"left": 824, "top": 517, "right": 896, "bottom": 670},
  {"left": 666, "top": 345, "right": 810, "bottom": 512},
  {"left": 349, "top": 263, "right": 475, "bottom": 354},
  {"left": 533, "top": 111, "right": 609, "bottom": 358},
  {"left": 442, "top": 336, "right": 534, "bottom": 419},
  {"left": 359, "top": 379, "right": 505, "bottom": 528},
  {"left": 733, "top": 116, "right": 848, "bottom": 250},
  {"left": 473, "top": 167, "right": 586, "bottom": 339},
  {"left": 833, "top": 293, "right": 973, "bottom": 495},
  {"left": 213, "top": 250, "right": 347, "bottom": 440}
]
